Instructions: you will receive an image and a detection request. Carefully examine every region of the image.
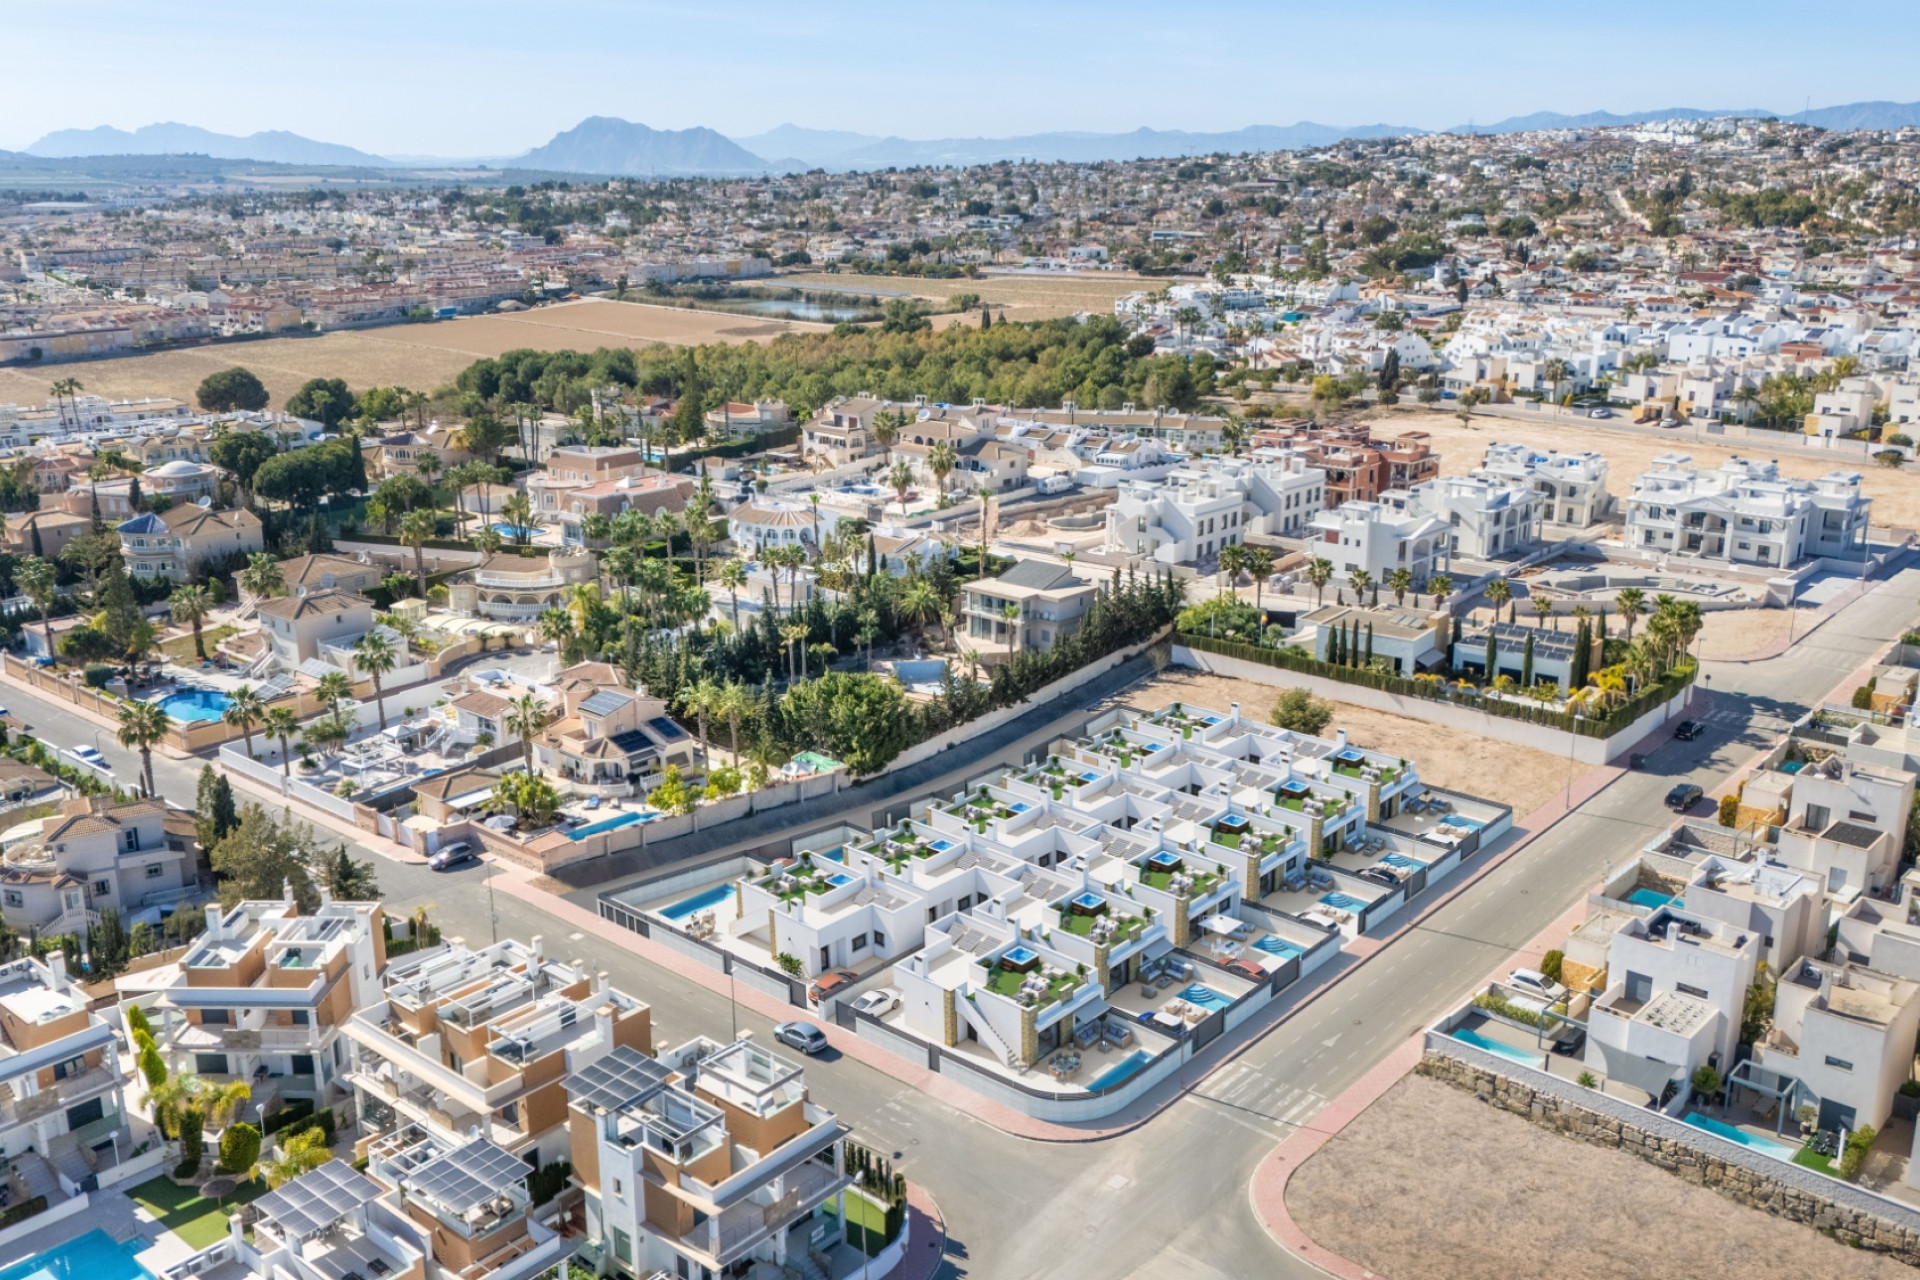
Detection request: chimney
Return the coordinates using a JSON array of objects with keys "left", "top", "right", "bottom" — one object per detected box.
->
[
  {"left": 206, "top": 903, "right": 224, "bottom": 939},
  {"left": 1229, "top": 702, "right": 1241, "bottom": 721},
  {"left": 1336, "top": 728, "right": 1348, "bottom": 748},
  {"left": 595, "top": 1004, "right": 615, "bottom": 1047},
  {"left": 48, "top": 952, "right": 68, "bottom": 983},
  {"left": 529, "top": 934, "right": 544, "bottom": 962},
  {"left": 282, "top": 876, "right": 294, "bottom": 905}
]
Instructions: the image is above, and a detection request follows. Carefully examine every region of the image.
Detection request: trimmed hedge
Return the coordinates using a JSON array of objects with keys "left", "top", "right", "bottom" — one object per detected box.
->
[
  {"left": 262, "top": 1098, "right": 314, "bottom": 1135},
  {"left": 1175, "top": 631, "right": 1696, "bottom": 739}
]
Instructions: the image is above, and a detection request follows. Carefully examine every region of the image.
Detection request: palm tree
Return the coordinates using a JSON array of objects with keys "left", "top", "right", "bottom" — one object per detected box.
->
[
  {"left": 1486, "top": 577, "right": 1512, "bottom": 622},
  {"left": 537, "top": 607, "right": 572, "bottom": 650},
  {"left": 202, "top": 1079, "right": 252, "bottom": 1131},
  {"left": 241, "top": 552, "right": 285, "bottom": 601},
  {"left": 782, "top": 623, "right": 809, "bottom": 680},
  {"left": 1348, "top": 569, "right": 1373, "bottom": 603},
  {"left": 265, "top": 706, "right": 299, "bottom": 777},
  {"left": 505, "top": 693, "right": 549, "bottom": 774},
  {"left": 353, "top": 631, "right": 397, "bottom": 731},
  {"left": 144, "top": 1074, "right": 197, "bottom": 1140},
  {"left": 1387, "top": 567, "right": 1413, "bottom": 607},
  {"left": 1541, "top": 357, "right": 1570, "bottom": 402},
  {"left": 887, "top": 460, "right": 914, "bottom": 515},
  {"left": 1217, "top": 542, "right": 1247, "bottom": 597},
  {"left": 1000, "top": 602, "right": 1022, "bottom": 658},
  {"left": 397, "top": 508, "right": 436, "bottom": 597},
  {"left": 1532, "top": 595, "right": 1555, "bottom": 626},
  {"left": 170, "top": 584, "right": 213, "bottom": 660},
  {"left": 15, "top": 556, "right": 55, "bottom": 659},
  {"left": 501, "top": 491, "right": 537, "bottom": 546},
  {"left": 683, "top": 494, "right": 715, "bottom": 581},
  {"left": 1426, "top": 573, "right": 1453, "bottom": 606},
  {"left": 50, "top": 377, "right": 83, "bottom": 426},
  {"left": 257, "top": 1127, "right": 332, "bottom": 1189},
  {"left": 678, "top": 678, "right": 723, "bottom": 770},
  {"left": 314, "top": 670, "right": 353, "bottom": 717},
  {"left": 1305, "top": 556, "right": 1333, "bottom": 607},
  {"left": 718, "top": 681, "right": 752, "bottom": 764},
  {"left": 117, "top": 700, "right": 171, "bottom": 796},
  {"left": 872, "top": 409, "right": 902, "bottom": 464},
  {"left": 1243, "top": 546, "right": 1275, "bottom": 611},
  {"left": 225, "top": 684, "right": 266, "bottom": 759},
  {"left": 900, "top": 579, "right": 941, "bottom": 649},
  {"left": 926, "top": 439, "right": 957, "bottom": 496},
  {"left": 1614, "top": 586, "right": 1645, "bottom": 640},
  {"left": 718, "top": 558, "right": 748, "bottom": 632}
]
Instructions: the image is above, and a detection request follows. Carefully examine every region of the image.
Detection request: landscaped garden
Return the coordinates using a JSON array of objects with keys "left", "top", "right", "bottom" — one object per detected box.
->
[{"left": 129, "top": 1173, "right": 270, "bottom": 1249}]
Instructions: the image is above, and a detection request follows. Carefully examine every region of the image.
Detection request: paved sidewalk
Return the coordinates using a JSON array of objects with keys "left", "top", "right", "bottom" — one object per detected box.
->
[
  {"left": 889, "top": 1183, "right": 947, "bottom": 1280},
  {"left": 1712, "top": 546, "right": 1914, "bottom": 664}
]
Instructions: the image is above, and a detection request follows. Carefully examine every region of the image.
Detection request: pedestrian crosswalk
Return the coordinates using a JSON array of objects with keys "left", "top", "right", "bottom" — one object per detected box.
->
[{"left": 1187, "top": 1062, "right": 1327, "bottom": 1133}]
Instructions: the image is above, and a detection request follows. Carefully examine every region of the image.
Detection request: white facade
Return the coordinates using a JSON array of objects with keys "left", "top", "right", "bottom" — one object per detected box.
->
[
  {"left": 1477, "top": 442, "right": 1616, "bottom": 528},
  {"left": 1625, "top": 453, "right": 1871, "bottom": 569},
  {"left": 1308, "top": 499, "right": 1451, "bottom": 584},
  {"left": 1104, "top": 454, "right": 1324, "bottom": 564}
]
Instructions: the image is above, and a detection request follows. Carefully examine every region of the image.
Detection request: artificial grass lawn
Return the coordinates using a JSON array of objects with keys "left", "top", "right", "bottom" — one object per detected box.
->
[
  {"left": 1792, "top": 1143, "right": 1837, "bottom": 1176},
  {"left": 158, "top": 625, "right": 238, "bottom": 663},
  {"left": 129, "top": 1173, "right": 269, "bottom": 1249}
]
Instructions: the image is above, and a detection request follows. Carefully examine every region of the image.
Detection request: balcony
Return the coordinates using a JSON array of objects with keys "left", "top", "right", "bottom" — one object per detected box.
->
[{"left": 473, "top": 571, "right": 565, "bottom": 590}]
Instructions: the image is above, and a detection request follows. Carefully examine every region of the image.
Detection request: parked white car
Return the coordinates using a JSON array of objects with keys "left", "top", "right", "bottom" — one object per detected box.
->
[
  {"left": 1509, "top": 967, "right": 1567, "bottom": 1002},
  {"left": 850, "top": 988, "right": 901, "bottom": 1017}
]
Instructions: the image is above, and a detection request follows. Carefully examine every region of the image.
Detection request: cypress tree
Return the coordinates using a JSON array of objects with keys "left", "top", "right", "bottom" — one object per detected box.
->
[
  {"left": 1507, "top": 602, "right": 1516, "bottom": 625},
  {"left": 128, "top": 476, "right": 143, "bottom": 513},
  {"left": 1597, "top": 607, "right": 1608, "bottom": 641},
  {"left": 29, "top": 520, "right": 42, "bottom": 558},
  {"left": 1365, "top": 623, "right": 1374, "bottom": 667},
  {"left": 1522, "top": 632, "right": 1535, "bottom": 687},
  {"left": 1484, "top": 628, "right": 1497, "bottom": 679}
]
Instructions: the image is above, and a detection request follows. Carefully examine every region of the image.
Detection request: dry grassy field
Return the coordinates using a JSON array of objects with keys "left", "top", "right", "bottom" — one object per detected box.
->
[
  {"left": 1291, "top": 1074, "right": 1914, "bottom": 1280},
  {"left": 780, "top": 270, "right": 1145, "bottom": 320},
  {"left": 1132, "top": 668, "right": 1567, "bottom": 816},
  {"left": 0, "top": 299, "right": 825, "bottom": 410},
  {"left": 1368, "top": 406, "right": 1920, "bottom": 530}
]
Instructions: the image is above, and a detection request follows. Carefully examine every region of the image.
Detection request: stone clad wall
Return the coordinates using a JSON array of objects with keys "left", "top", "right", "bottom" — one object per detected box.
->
[{"left": 1418, "top": 1045, "right": 1920, "bottom": 1266}]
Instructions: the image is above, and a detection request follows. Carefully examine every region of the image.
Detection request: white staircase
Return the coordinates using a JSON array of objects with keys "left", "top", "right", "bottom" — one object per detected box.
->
[
  {"left": 957, "top": 992, "right": 1018, "bottom": 1066},
  {"left": 11, "top": 1150, "right": 62, "bottom": 1200}
]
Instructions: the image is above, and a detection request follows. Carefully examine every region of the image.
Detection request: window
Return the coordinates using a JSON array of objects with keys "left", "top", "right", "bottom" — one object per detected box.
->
[
  {"left": 1675, "top": 982, "right": 1708, "bottom": 999},
  {"left": 873, "top": 930, "right": 886, "bottom": 950},
  {"left": 1, "top": 891, "right": 17, "bottom": 907},
  {"left": 201, "top": 1009, "right": 230, "bottom": 1025},
  {"left": 93, "top": 880, "right": 110, "bottom": 897},
  {"left": 612, "top": 1178, "right": 623, "bottom": 1198},
  {"left": 1824, "top": 1055, "right": 1854, "bottom": 1072},
  {"left": 850, "top": 933, "right": 869, "bottom": 952},
  {"left": 290, "top": 1010, "right": 310, "bottom": 1025},
  {"left": 146, "top": 864, "right": 165, "bottom": 878}
]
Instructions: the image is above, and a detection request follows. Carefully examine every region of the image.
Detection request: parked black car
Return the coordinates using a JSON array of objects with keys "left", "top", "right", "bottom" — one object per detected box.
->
[
  {"left": 1665, "top": 783, "right": 1704, "bottom": 811},
  {"left": 1674, "top": 720, "right": 1703, "bottom": 741}
]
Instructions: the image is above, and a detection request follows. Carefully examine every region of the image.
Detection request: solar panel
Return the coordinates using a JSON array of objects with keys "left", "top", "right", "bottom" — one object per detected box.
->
[
  {"left": 579, "top": 690, "right": 634, "bottom": 717},
  {"left": 569, "top": 1043, "right": 673, "bottom": 1113},
  {"left": 645, "top": 716, "right": 689, "bottom": 742},
  {"left": 405, "top": 1138, "right": 529, "bottom": 1214},
  {"left": 256, "top": 1160, "right": 382, "bottom": 1237},
  {"left": 606, "top": 729, "right": 658, "bottom": 759}
]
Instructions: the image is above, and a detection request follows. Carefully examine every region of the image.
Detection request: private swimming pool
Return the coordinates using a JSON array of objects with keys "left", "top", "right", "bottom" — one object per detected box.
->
[
  {"left": 1625, "top": 887, "right": 1673, "bottom": 910},
  {"left": 1683, "top": 1112, "right": 1795, "bottom": 1160},
  {"left": 1320, "top": 892, "right": 1371, "bottom": 913},
  {"left": 491, "top": 522, "right": 539, "bottom": 539},
  {"left": 0, "top": 1231, "right": 156, "bottom": 1280},
  {"left": 1450, "top": 1026, "right": 1541, "bottom": 1067},
  {"left": 1380, "top": 853, "right": 1424, "bottom": 870},
  {"left": 153, "top": 687, "right": 232, "bottom": 722},
  {"left": 1179, "top": 983, "right": 1233, "bottom": 1012},
  {"left": 1087, "top": 1049, "right": 1151, "bottom": 1091},
  {"left": 658, "top": 884, "right": 735, "bottom": 921},
  {"left": 567, "top": 810, "right": 656, "bottom": 840},
  {"left": 1253, "top": 936, "right": 1304, "bottom": 960}
]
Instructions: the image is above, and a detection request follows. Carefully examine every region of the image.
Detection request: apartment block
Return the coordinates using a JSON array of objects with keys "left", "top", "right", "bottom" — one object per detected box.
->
[
  {"left": 1625, "top": 453, "right": 1871, "bottom": 569},
  {"left": 0, "top": 954, "right": 138, "bottom": 1187},
  {"left": 344, "top": 937, "right": 652, "bottom": 1168},
  {"left": 1104, "top": 453, "right": 1324, "bottom": 564},
  {"left": 1308, "top": 498, "right": 1451, "bottom": 584},
  {"left": 1477, "top": 442, "right": 1616, "bottom": 528},
  {"left": 156, "top": 897, "right": 388, "bottom": 1114},
  {"left": 568, "top": 1038, "right": 852, "bottom": 1279}
]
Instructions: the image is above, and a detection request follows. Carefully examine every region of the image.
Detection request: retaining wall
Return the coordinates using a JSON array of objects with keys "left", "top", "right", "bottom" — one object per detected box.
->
[{"left": 1420, "top": 1039, "right": 1920, "bottom": 1264}]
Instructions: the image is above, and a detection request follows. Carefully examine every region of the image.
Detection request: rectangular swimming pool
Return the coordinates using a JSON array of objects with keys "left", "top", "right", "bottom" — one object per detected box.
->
[
  {"left": 658, "top": 884, "right": 735, "bottom": 921},
  {"left": 1320, "top": 892, "right": 1371, "bottom": 912},
  {"left": 1683, "top": 1112, "right": 1795, "bottom": 1160},
  {"left": 1087, "top": 1049, "right": 1151, "bottom": 1091},
  {"left": 1179, "top": 983, "right": 1233, "bottom": 1012},
  {"left": 0, "top": 1231, "right": 156, "bottom": 1280},
  {"left": 567, "top": 810, "right": 656, "bottom": 840},
  {"left": 1450, "top": 1026, "right": 1542, "bottom": 1068},
  {"left": 1624, "top": 887, "right": 1672, "bottom": 910},
  {"left": 1253, "top": 936, "right": 1304, "bottom": 960}
]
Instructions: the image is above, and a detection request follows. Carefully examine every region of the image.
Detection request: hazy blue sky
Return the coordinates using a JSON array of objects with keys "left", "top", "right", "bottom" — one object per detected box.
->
[{"left": 9, "top": 0, "right": 1915, "bottom": 155}]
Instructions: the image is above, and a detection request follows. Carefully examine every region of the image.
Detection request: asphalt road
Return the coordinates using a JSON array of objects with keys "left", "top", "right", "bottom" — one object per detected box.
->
[{"left": 8, "top": 565, "right": 1915, "bottom": 1279}]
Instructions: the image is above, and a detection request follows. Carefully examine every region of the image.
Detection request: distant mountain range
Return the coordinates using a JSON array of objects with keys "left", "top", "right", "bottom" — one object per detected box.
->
[
  {"left": 24, "top": 122, "right": 396, "bottom": 167},
  {"left": 23, "top": 100, "right": 1920, "bottom": 176}
]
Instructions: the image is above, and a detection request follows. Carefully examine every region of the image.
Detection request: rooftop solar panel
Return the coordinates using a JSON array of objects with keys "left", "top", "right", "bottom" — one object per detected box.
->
[
  {"left": 405, "top": 1138, "right": 529, "bottom": 1214},
  {"left": 256, "top": 1160, "right": 383, "bottom": 1237},
  {"left": 569, "top": 1043, "right": 674, "bottom": 1113},
  {"left": 645, "top": 716, "right": 689, "bottom": 742},
  {"left": 579, "top": 690, "right": 634, "bottom": 717}
]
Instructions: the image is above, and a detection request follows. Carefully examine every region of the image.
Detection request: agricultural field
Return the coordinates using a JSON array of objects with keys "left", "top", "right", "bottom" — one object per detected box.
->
[
  {"left": 0, "top": 298, "right": 825, "bottom": 410},
  {"left": 779, "top": 269, "right": 1147, "bottom": 320}
]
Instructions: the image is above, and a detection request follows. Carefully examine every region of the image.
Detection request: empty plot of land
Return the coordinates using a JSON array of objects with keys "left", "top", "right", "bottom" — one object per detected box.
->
[
  {"left": 1132, "top": 668, "right": 1566, "bottom": 816},
  {"left": 1371, "top": 406, "right": 1920, "bottom": 530},
  {"left": 0, "top": 298, "right": 824, "bottom": 410},
  {"left": 781, "top": 270, "right": 1146, "bottom": 319},
  {"left": 1290, "top": 1073, "right": 1913, "bottom": 1280}
]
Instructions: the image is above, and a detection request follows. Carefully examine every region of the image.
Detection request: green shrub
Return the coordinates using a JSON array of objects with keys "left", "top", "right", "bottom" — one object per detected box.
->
[
  {"left": 219, "top": 1122, "right": 261, "bottom": 1174},
  {"left": 1852, "top": 684, "right": 1875, "bottom": 710},
  {"left": 1470, "top": 992, "right": 1542, "bottom": 1027},
  {"left": 1718, "top": 793, "right": 1741, "bottom": 827},
  {"left": 0, "top": 1195, "right": 48, "bottom": 1226},
  {"left": 1691, "top": 1065, "right": 1723, "bottom": 1098},
  {"left": 1839, "top": 1124, "right": 1877, "bottom": 1181},
  {"left": 262, "top": 1097, "right": 315, "bottom": 1135},
  {"left": 1538, "top": 950, "right": 1564, "bottom": 985},
  {"left": 83, "top": 663, "right": 117, "bottom": 688},
  {"left": 1577, "top": 1071, "right": 1597, "bottom": 1088},
  {"left": 527, "top": 1159, "right": 572, "bottom": 1206}
]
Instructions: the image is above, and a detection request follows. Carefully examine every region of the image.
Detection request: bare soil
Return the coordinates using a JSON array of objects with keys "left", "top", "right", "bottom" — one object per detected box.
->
[
  {"left": 1131, "top": 669, "right": 1568, "bottom": 816},
  {"left": 1695, "top": 606, "right": 1798, "bottom": 661},
  {"left": 779, "top": 270, "right": 1145, "bottom": 320},
  {"left": 1291, "top": 1074, "right": 1914, "bottom": 1280},
  {"left": 0, "top": 298, "right": 824, "bottom": 410}
]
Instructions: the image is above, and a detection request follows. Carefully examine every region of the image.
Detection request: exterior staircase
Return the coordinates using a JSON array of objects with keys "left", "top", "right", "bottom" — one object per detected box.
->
[
  {"left": 957, "top": 992, "right": 1017, "bottom": 1066},
  {"left": 11, "top": 1150, "right": 63, "bottom": 1201}
]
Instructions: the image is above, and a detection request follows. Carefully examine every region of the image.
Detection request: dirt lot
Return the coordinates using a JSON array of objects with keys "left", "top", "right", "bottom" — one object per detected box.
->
[
  {"left": 1291, "top": 1074, "right": 1914, "bottom": 1280},
  {"left": 780, "top": 270, "right": 1145, "bottom": 320},
  {"left": 1132, "top": 668, "right": 1567, "bottom": 816},
  {"left": 0, "top": 298, "right": 824, "bottom": 410},
  {"left": 1365, "top": 406, "right": 1920, "bottom": 531},
  {"left": 1694, "top": 606, "right": 1799, "bottom": 661}
]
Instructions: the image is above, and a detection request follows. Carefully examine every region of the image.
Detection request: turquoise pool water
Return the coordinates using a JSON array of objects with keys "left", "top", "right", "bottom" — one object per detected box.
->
[
  {"left": 1625, "top": 887, "right": 1673, "bottom": 910},
  {"left": 1180, "top": 983, "right": 1233, "bottom": 1012},
  {"left": 1088, "top": 1049, "right": 1151, "bottom": 1091},
  {"left": 154, "top": 687, "right": 232, "bottom": 722},
  {"left": 491, "top": 522, "right": 539, "bottom": 539},
  {"left": 1450, "top": 1027, "right": 1541, "bottom": 1067},
  {"left": 0, "top": 1231, "right": 156, "bottom": 1280},
  {"left": 659, "top": 884, "right": 735, "bottom": 921},
  {"left": 1253, "top": 936, "right": 1304, "bottom": 959},
  {"left": 567, "top": 810, "right": 655, "bottom": 840},
  {"left": 1683, "top": 1112, "right": 1795, "bottom": 1160},
  {"left": 1381, "top": 853, "right": 1423, "bottom": 869},
  {"left": 1320, "top": 892, "right": 1370, "bottom": 912}
]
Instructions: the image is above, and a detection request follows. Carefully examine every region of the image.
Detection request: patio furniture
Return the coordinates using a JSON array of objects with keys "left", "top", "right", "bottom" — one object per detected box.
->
[
  {"left": 1150, "top": 1011, "right": 1184, "bottom": 1033},
  {"left": 1105, "top": 1022, "right": 1134, "bottom": 1047},
  {"left": 1074, "top": 1023, "right": 1101, "bottom": 1049}
]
